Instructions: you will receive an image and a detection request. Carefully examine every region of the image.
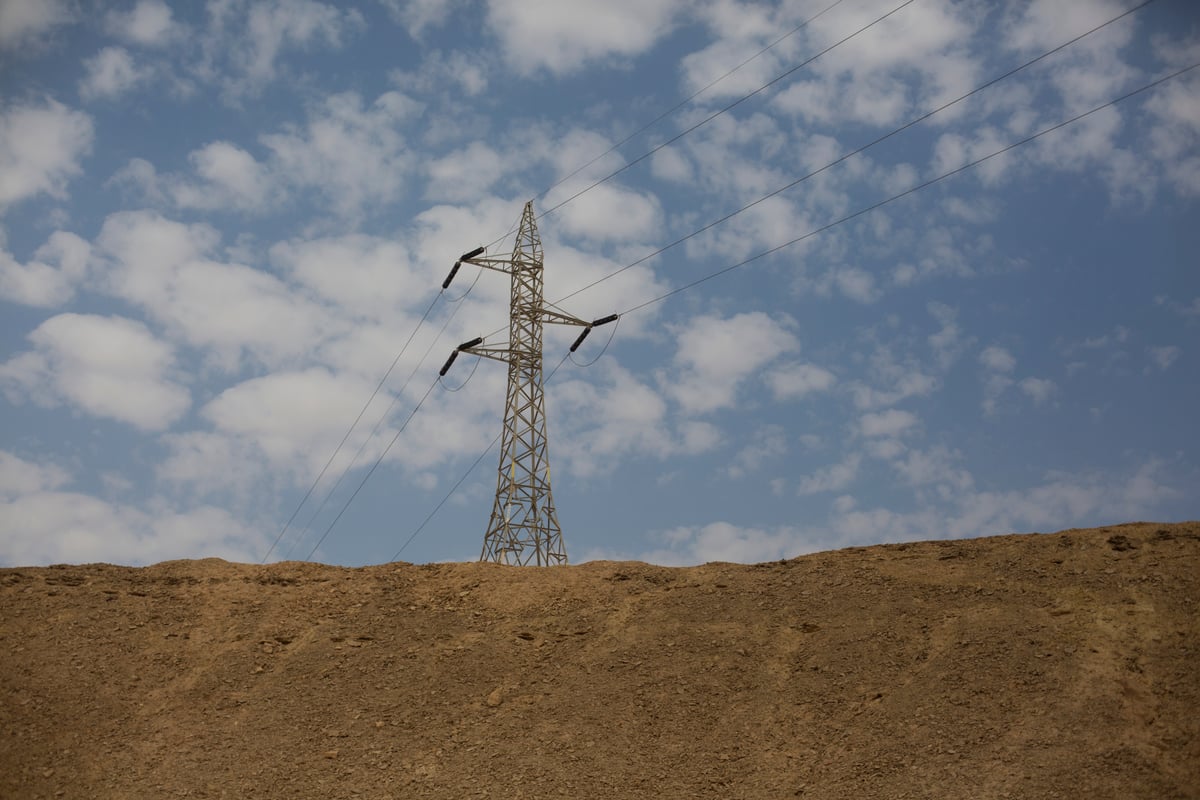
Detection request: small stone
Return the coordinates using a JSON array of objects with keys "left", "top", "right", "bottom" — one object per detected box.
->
[
  {"left": 324, "top": 750, "right": 339, "bottom": 759},
  {"left": 486, "top": 687, "right": 504, "bottom": 707}
]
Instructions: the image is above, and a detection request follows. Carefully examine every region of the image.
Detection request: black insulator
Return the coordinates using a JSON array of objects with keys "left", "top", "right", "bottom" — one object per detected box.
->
[
  {"left": 461, "top": 246, "right": 485, "bottom": 260},
  {"left": 439, "top": 350, "right": 459, "bottom": 376},
  {"left": 442, "top": 261, "right": 462, "bottom": 290},
  {"left": 569, "top": 327, "right": 593, "bottom": 352},
  {"left": 592, "top": 313, "right": 619, "bottom": 326},
  {"left": 458, "top": 337, "right": 484, "bottom": 351}
]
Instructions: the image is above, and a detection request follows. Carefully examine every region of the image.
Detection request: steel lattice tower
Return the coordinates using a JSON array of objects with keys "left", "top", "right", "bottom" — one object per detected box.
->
[{"left": 439, "top": 201, "right": 616, "bottom": 566}]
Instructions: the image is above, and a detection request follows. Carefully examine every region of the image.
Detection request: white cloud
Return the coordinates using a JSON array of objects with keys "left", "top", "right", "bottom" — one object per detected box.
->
[
  {"left": 797, "top": 453, "right": 861, "bottom": 495},
  {"left": 979, "top": 345, "right": 1016, "bottom": 373},
  {"left": 666, "top": 311, "right": 798, "bottom": 414},
  {"left": 891, "top": 445, "right": 973, "bottom": 500},
  {"left": 486, "top": 0, "right": 685, "bottom": 75},
  {"left": 270, "top": 233, "right": 424, "bottom": 320},
  {"left": 377, "top": 0, "right": 467, "bottom": 36},
  {"left": 802, "top": 265, "right": 881, "bottom": 303},
  {"left": 390, "top": 49, "right": 489, "bottom": 97},
  {"left": 206, "top": 0, "right": 365, "bottom": 97},
  {"left": 172, "top": 141, "right": 273, "bottom": 211},
  {"left": 766, "top": 361, "right": 835, "bottom": 402},
  {"left": 644, "top": 521, "right": 802, "bottom": 566},
  {"left": 927, "top": 301, "right": 971, "bottom": 370},
  {"left": 95, "top": 210, "right": 334, "bottom": 371},
  {"left": 1146, "top": 345, "right": 1181, "bottom": 372},
  {"left": 727, "top": 424, "right": 787, "bottom": 478},
  {"left": 1002, "top": 0, "right": 1130, "bottom": 54},
  {"left": 80, "top": 47, "right": 150, "bottom": 100},
  {"left": 773, "top": 0, "right": 980, "bottom": 128},
  {"left": 426, "top": 142, "right": 506, "bottom": 202},
  {"left": 555, "top": 361, "right": 720, "bottom": 478},
  {"left": 1019, "top": 377, "right": 1057, "bottom": 406},
  {"left": 105, "top": 0, "right": 179, "bottom": 47},
  {"left": 0, "top": 230, "right": 90, "bottom": 307},
  {"left": 0, "top": 0, "right": 72, "bottom": 50},
  {"left": 1146, "top": 75, "right": 1200, "bottom": 196},
  {"left": 0, "top": 99, "right": 93, "bottom": 210},
  {"left": 0, "top": 450, "right": 70, "bottom": 499},
  {"left": 859, "top": 409, "right": 918, "bottom": 438},
  {"left": 260, "top": 91, "right": 420, "bottom": 217},
  {"left": 554, "top": 183, "right": 664, "bottom": 243},
  {"left": 0, "top": 313, "right": 190, "bottom": 431},
  {"left": 200, "top": 367, "right": 394, "bottom": 476},
  {"left": 0, "top": 492, "right": 268, "bottom": 566},
  {"left": 849, "top": 340, "right": 939, "bottom": 411}
]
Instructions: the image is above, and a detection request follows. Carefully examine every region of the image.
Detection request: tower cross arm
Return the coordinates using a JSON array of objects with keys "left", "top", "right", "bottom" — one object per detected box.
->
[
  {"left": 462, "top": 254, "right": 518, "bottom": 274},
  {"left": 459, "top": 343, "right": 512, "bottom": 363},
  {"left": 541, "top": 309, "right": 591, "bottom": 328}
]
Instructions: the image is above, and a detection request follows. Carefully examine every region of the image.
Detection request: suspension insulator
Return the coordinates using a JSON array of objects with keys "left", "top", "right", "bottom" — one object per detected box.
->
[
  {"left": 569, "top": 327, "right": 593, "bottom": 352},
  {"left": 458, "top": 337, "right": 484, "bottom": 351},
  {"left": 442, "top": 261, "right": 462, "bottom": 289},
  {"left": 439, "top": 350, "right": 459, "bottom": 377},
  {"left": 460, "top": 246, "right": 485, "bottom": 261},
  {"left": 592, "top": 314, "right": 619, "bottom": 327}
]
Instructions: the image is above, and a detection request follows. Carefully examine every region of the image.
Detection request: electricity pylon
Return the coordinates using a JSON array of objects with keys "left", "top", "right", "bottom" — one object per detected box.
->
[{"left": 439, "top": 201, "right": 616, "bottom": 566}]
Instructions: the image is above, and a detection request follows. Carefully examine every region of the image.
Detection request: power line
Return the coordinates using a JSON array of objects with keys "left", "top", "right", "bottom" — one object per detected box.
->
[
  {"left": 473, "top": 0, "right": 1159, "bottom": 345},
  {"left": 303, "top": 3, "right": 1180, "bottom": 560},
  {"left": 387, "top": 58, "right": 1198, "bottom": 560},
  {"left": 546, "top": 0, "right": 1162, "bottom": 309},
  {"left": 281, "top": 280, "right": 482, "bottom": 560},
  {"left": 260, "top": 288, "right": 444, "bottom": 563},
  {"left": 478, "top": 0, "right": 914, "bottom": 253},
  {"left": 304, "top": 373, "right": 443, "bottom": 562},
  {"left": 534, "top": 0, "right": 850, "bottom": 205},
  {"left": 535, "top": 0, "right": 918, "bottom": 221},
  {"left": 620, "top": 60, "right": 1200, "bottom": 317}
]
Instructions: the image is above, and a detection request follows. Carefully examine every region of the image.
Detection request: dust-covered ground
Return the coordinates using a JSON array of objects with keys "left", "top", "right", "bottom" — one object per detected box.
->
[{"left": 2, "top": 521, "right": 1198, "bottom": 799}]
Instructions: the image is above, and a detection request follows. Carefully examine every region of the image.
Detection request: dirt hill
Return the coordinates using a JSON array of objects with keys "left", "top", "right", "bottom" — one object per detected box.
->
[{"left": 2, "top": 521, "right": 1198, "bottom": 799}]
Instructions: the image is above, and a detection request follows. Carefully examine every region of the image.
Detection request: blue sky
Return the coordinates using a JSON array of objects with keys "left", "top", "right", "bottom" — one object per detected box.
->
[{"left": 1, "top": 0, "right": 1197, "bottom": 567}]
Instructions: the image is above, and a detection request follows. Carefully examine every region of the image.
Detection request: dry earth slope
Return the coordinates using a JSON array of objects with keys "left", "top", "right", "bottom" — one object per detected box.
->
[{"left": 2, "top": 521, "right": 1198, "bottom": 799}]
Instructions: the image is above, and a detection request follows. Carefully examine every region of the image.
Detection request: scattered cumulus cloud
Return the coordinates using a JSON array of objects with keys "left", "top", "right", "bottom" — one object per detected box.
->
[
  {"left": 0, "top": 313, "right": 190, "bottom": 431},
  {"left": 1146, "top": 345, "right": 1181, "bottom": 372},
  {"left": 0, "top": 0, "right": 72, "bottom": 51},
  {"left": 0, "top": 99, "right": 93, "bottom": 210},
  {"left": 766, "top": 361, "right": 836, "bottom": 401},
  {"left": 486, "top": 0, "right": 686, "bottom": 75},
  {"left": 0, "top": 450, "right": 70, "bottom": 499},
  {"left": 0, "top": 230, "right": 90, "bottom": 307},
  {"left": 859, "top": 409, "right": 919, "bottom": 438},
  {"left": 1019, "top": 376, "right": 1057, "bottom": 406},
  {"left": 79, "top": 47, "right": 150, "bottom": 100},
  {"left": 105, "top": 0, "right": 180, "bottom": 47},
  {"left": 205, "top": 0, "right": 365, "bottom": 98},
  {"left": 666, "top": 311, "right": 798, "bottom": 414},
  {"left": 797, "top": 453, "right": 861, "bottom": 496}
]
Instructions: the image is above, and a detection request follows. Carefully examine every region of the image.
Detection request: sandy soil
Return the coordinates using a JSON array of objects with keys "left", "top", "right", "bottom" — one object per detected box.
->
[{"left": 2, "top": 521, "right": 1197, "bottom": 799}]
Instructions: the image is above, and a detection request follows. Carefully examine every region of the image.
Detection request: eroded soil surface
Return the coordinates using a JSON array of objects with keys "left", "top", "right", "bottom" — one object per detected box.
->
[{"left": 2, "top": 521, "right": 1198, "bottom": 799}]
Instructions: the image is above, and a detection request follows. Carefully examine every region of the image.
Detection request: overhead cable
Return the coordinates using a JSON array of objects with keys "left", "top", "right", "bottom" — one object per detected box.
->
[
  {"left": 282, "top": 281, "right": 483, "bottom": 560},
  {"left": 304, "top": 373, "right": 443, "bottom": 562},
  {"left": 478, "top": 0, "right": 914, "bottom": 253},
  {"left": 389, "top": 57, "right": 1197, "bottom": 560},
  {"left": 534, "top": 0, "right": 850, "bottom": 205},
  {"left": 260, "top": 289, "right": 444, "bottom": 563},
  {"left": 535, "top": 0, "right": 918, "bottom": 221},
  {"left": 548, "top": 0, "right": 1161, "bottom": 308},
  {"left": 620, "top": 61, "right": 1200, "bottom": 317}
]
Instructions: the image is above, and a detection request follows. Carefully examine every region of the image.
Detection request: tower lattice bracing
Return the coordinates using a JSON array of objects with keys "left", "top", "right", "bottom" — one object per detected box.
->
[{"left": 439, "top": 201, "right": 617, "bottom": 566}]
